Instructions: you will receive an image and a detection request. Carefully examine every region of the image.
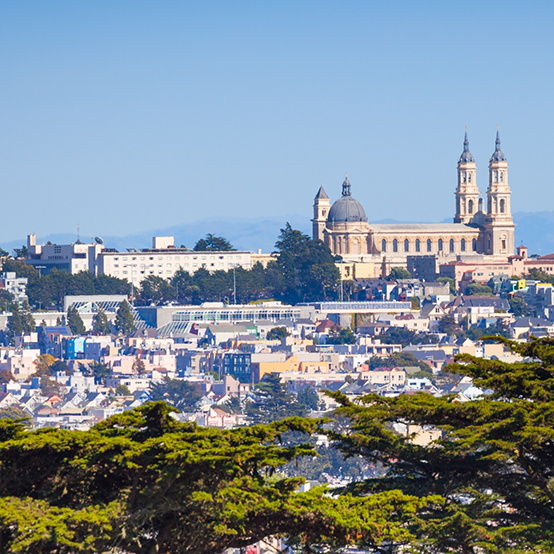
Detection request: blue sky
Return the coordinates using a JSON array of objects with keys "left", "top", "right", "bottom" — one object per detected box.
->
[{"left": 1, "top": 1, "right": 554, "bottom": 244}]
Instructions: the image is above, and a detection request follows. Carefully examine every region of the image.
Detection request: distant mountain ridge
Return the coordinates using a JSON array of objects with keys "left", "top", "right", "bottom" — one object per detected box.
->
[{"left": 2, "top": 212, "right": 553, "bottom": 257}]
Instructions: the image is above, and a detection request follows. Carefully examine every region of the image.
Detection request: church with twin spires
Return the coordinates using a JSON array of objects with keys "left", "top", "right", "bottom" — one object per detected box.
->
[{"left": 312, "top": 129, "right": 515, "bottom": 263}]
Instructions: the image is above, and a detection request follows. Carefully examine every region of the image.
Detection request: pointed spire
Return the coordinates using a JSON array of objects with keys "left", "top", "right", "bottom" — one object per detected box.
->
[
  {"left": 314, "top": 184, "right": 329, "bottom": 200},
  {"left": 490, "top": 125, "right": 507, "bottom": 162},
  {"left": 341, "top": 172, "right": 351, "bottom": 196},
  {"left": 459, "top": 127, "right": 474, "bottom": 162}
]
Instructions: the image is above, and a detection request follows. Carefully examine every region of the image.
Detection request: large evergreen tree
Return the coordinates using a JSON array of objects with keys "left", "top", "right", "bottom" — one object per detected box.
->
[
  {"left": 328, "top": 337, "right": 554, "bottom": 553},
  {"left": 115, "top": 299, "right": 136, "bottom": 335},
  {"left": 0, "top": 402, "right": 429, "bottom": 553},
  {"left": 275, "top": 223, "right": 340, "bottom": 302},
  {"left": 245, "top": 373, "right": 307, "bottom": 424},
  {"left": 92, "top": 306, "right": 111, "bottom": 334},
  {"left": 67, "top": 305, "right": 86, "bottom": 335}
]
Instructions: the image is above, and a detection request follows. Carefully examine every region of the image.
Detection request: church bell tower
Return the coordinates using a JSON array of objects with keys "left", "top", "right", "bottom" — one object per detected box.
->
[
  {"left": 454, "top": 129, "right": 480, "bottom": 224},
  {"left": 484, "top": 128, "right": 515, "bottom": 255},
  {"left": 312, "top": 185, "right": 330, "bottom": 241}
]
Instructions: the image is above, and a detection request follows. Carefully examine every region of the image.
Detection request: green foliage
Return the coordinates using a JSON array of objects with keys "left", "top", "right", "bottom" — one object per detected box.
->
[
  {"left": 114, "top": 299, "right": 136, "bottom": 335},
  {"left": 525, "top": 268, "right": 554, "bottom": 284},
  {"left": 92, "top": 306, "right": 111, "bottom": 334},
  {"left": 1, "top": 260, "right": 131, "bottom": 310},
  {"left": 0, "top": 402, "right": 432, "bottom": 553},
  {"left": 509, "top": 295, "right": 529, "bottom": 317},
  {"left": 115, "top": 384, "right": 130, "bottom": 396},
  {"left": 326, "top": 327, "right": 356, "bottom": 345},
  {"left": 437, "top": 314, "right": 460, "bottom": 336},
  {"left": 0, "top": 407, "right": 29, "bottom": 422},
  {"left": 437, "top": 276, "right": 456, "bottom": 295},
  {"left": 465, "top": 320, "right": 510, "bottom": 340},
  {"left": 388, "top": 267, "right": 411, "bottom": 280},
  {"left": 139, "top": 274, "right": 174, "bottom": 305},
  {"left": 132, "top": 357, "right": 146, "bottom": 374},
  {"left": 6, "top": 304, "right": 23, "bottom": 341},
  {"left": 368, "top": 351, "right": 431, "bottom": 373},
  {"left": 193, "top": 233, "right": 236, "bottom": 251},
  {"left": 297, "top": 385, "right": 320, "bottom": 411},
  {"left": 465, "top": 283, "right": 494, "bottom": 296},
  {"left": 149, "top": 378, "right": 201, "bottom": 411},
  {"left": 376, "top": 327, "right": 438, "bottom": 347},
  {"left": 266, "top": 326, "right": 290, "bottom": 340},
  {"left": 20, "top": 299, "right": 35, "bottom": 333},
  {"left": 67, "top": 305, "right": 86, "bottom": 335},
  {"left": 0, "top": 370, "right": 14, "bottom": 384},
  {"left": 275, "top": 222, "right": 340, "bottom": 302},
  {"left": 246, "top": 373, "right": 307, "bottom": 424},
  {"left": 328, "top": 337, "right": 554, "bottom": 552},
  {"left": 32, "top": 354, "right": 57, "bottom": 378}
]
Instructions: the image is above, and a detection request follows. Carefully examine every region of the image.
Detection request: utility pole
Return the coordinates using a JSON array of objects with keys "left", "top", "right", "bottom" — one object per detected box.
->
[{"left": 233, "top": 264, "right": 237, "bottom": 305}]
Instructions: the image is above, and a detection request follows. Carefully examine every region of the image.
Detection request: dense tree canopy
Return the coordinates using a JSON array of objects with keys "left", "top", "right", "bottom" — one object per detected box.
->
[
  {"left": 0, "top": 402, "right": 431, "bottom": 553},
  {"left": 193, "top": 233, "right": 235, "bottom": 252},
  {"left": 328, "top": 337, "right": 554, "bottom": 553},
  {"left": 275, "top": 223, "right": 340, "bottom": 303},
  {"left": 2, "top": 260, "right": 131, "bottom": 310}
]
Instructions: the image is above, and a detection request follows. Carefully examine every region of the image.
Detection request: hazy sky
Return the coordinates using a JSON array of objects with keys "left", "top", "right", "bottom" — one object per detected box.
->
[{"left": 2, "top": 1, "right": 554, "bottom": 243}]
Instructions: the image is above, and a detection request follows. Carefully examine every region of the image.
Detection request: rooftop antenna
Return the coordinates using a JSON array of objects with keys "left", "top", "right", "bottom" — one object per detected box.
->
[{"left": 77, "top": 223, "right": 80, "bottom": 243}]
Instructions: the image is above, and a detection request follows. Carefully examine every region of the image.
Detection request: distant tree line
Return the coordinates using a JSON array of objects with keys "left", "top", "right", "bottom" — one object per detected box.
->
[
  {"left": 1, "top": 225, "right": 339, "bottom": 309},
  {"left": 137, "top": 224, "right": 339, "bottom": 305},
  {"left": 1, "top": 259, "right": 130, "bottom": 310}
]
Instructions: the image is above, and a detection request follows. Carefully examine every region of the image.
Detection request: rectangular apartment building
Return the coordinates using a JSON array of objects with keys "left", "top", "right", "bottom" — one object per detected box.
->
[{"left": 97, "top": 237, "right": 253, "bottom": 285}]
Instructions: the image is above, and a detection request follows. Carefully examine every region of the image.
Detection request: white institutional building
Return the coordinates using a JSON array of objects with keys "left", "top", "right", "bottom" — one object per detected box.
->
[{"left": 312, "top": 130, "right": 515, "bottom": 265}]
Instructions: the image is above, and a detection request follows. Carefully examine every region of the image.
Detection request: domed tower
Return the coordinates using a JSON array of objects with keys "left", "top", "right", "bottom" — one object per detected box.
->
[
  {"left": 484, "top": 128, "right": 515, "bottom": 255},
  {"left": 454, "top": 129, "right": 480, "bottom": 224},
  {"left": 327, "top": 174, "right": 368, "bottom": 225},
  {"left": 312, "top": 185, "right": 331, "bottom": 241},
  {"left": 326, "top": 174, "right": 369, "bottom": 256}
]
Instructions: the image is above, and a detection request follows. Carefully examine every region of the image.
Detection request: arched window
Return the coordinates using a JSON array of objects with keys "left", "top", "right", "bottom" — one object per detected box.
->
[
  {"left": 427, "top": 239, "right": 432, "bottom": 252},
  {"left": 462, "top": 172, "right": 466, "bottom": 182},
  {"left": 438, "top": 238, "right": 443, "bottom": 251},
  {"left": 472, "top": 238, "right": 477, "bottom": 251},
  {"left": 500, "top": 199, "right": 505, "bottom": 213},
  {"left": 382, "top": 239, "right": 387, "bottom": 253},
  {"left": 449, "top": 238, "right": 455, "bottom": 252},
  {"left": 500, "top": 171, "right": 503, "bottom": 182},
  {"left": 393, "top": 239, "right": 398, "bottom": 253},
  {"left": 468, "top": 199, "right": 474, "bottom": 214},
  {"left": 415, "top": 239, "right": 421, "bottom": 252},
  {"left": 468, "top": 172, "right": 472, "bottom": 182},
  {"left": 494, "top": 171, "right": 498, "bottom": 182},
  {"left": 461, "top": 238, "right": 466, "bottom": 252},
  {"left": 404, "top": 239, "right": 409, "bottom": 252}
]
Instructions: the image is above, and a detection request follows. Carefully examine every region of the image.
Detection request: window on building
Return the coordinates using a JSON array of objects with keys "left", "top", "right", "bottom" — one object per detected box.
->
[
  {"left": 501, "top": 238, "right": 507, "bottom": 250},
  {"left": 468, "top": 172, "right": 472, "bottom": 182},
  {"left": 404, "top": 239, "right": 409, "bottom": 252},
  {"left": 494, "top": 171, "right": 498, "bottom": 182},
  {"left": 449, "top": 238, "right": 455, "bottom": 252},
  {"left": 427, "top": 239, "right": 432, "bottom": 252},
  {"left": 461, "top": 238, "right": 466, "bottom": 251},
  {"left": 393, "top": 239, "right": 398, "bottom": 252},
  {"left": 500, "top": 199, "right": 505, "bottom": 213},
  {"left": 415, "top": 239, "right": 420, "bottom": 252},
  {"left": 472, "top": 238, "right": 477, "bottom": 251},
  {"left": 382, "top": 239, "right": 387, "bottom": 252},
  {"left": 468, "top": 199, "right": 474, "bottom": 214},
  {"left": 500, "top": 172, "right": 503, "bottom": 182},
  {"left": 462, "top": 172, "right": 466, "bottom": 182}
]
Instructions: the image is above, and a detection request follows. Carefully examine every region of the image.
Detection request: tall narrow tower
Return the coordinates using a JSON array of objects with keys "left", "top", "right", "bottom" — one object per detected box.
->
[
  {"left": 484, "top": 128, "right": 515, "bottom": 255},
  {"left": 454, "top": 129, "right": 480, "bottom": 224},
  {"left": 312, "top": 185, "right": 330, "bottom": 241}
]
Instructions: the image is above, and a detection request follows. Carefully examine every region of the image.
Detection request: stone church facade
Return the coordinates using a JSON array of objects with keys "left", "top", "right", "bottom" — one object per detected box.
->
[{"left": 312, "top": 130, "right": 515, "bottom": 263}]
